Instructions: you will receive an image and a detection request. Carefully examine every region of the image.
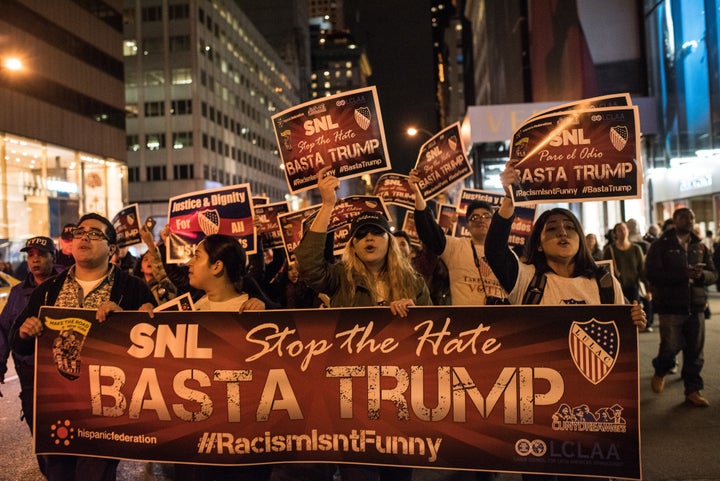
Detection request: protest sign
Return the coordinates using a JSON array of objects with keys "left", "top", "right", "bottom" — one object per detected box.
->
[
  {"left": 278, "top": 206, "right": 320, "bottom": 260},
  {"left": 509, "top": 104, "right": 641, "bottom": 205},
  {"left": 166, "top": 184, "right": 256, "bottom": 263},
  {"left": 401, "top": 211, "right": 420, "bottom": 246},
  {"left": 254, "top": 201, "right": 290, "bottom": 251},
  {"left": 373, "top": 173, "right": 416, "bottom": 209},
  {"left": 437, "top": 204, "right": 457, "bottom": 235},
  {"left": 112, "top": 204, "right": 141, "bottom": 248},
  {"left": 272, "top": 87, "right": 391, "bottom": 193},
  {"left": 252, "top": 196, "right": 269, "bottom": 206},
  {"left": 413, "top": 122, "right": 472, "bottom": 201},
  {"left": 34, "top": 305, "right": 640, "bottom": 479},
  {"left": 525, "top": 93, "right": 632, "bottom": 121},
  {"left": 154, "top": 292, "right": 194, "bottom": 312},
  {"left": 455, "top": 189, "right": 536, "bottom": 252}
]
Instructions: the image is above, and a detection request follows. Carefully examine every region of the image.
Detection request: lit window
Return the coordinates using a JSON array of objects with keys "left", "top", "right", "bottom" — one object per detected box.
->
[
  {"left": 172, "top": 68, "right": 192, "bottom": 85},
  {"left": 124, "top": 40, "right": 138, "bottom": 56}
]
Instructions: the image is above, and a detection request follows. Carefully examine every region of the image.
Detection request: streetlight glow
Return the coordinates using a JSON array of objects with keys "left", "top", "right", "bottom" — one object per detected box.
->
[
  {"left": 406, "top": 126, "right": 434, "bottom": 138},
  {"left": 3, "top": 57, "right": 23, "bottom": 71}
]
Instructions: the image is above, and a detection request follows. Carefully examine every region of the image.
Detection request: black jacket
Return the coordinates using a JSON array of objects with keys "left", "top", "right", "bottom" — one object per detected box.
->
[
  {"left": 645, "top": 229, "right": 717, "bottom": 315},
  {"left": 10, "top": 266, "right": 156, "bottom": 356}
]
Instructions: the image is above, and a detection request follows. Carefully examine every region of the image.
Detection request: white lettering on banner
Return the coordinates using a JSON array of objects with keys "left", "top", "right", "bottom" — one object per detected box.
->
[
  {"left": 548, "top": 129, "right": 591, "bottom": 147},
  {"left": 304, "top": 115, "right": 340, "bottom": 135},
  {"left": 87, "top": 364, "right": 564, "bottom": 425},
  {"left": 195, "top": 429, "right": 443, "bottom": 462}
]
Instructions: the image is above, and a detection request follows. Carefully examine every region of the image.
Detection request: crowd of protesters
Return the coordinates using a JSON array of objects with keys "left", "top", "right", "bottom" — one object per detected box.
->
[{"left": 0, "top": 162, "right": 718, "bottom": 481}]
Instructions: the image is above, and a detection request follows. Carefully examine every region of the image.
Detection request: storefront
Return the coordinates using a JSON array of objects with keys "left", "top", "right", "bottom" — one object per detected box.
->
[
  {"left": 0, "top": 132, "right": 127, "bottom": 265},
  {"left": 646, "top": 155, "right": 720, "bottom": 235}
]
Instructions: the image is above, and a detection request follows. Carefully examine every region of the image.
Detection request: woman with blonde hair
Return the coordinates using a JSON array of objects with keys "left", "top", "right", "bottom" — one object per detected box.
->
[
  {"left": 294, "top": 165, "right": 430, "bottom": 481},
  {"left": 295, "top": 166, "right": 430, "bottom": 314}
]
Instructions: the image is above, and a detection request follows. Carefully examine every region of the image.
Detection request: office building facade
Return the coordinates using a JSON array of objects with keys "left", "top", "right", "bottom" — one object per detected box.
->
[
  {"left": 0, "top": 0, "right": 127, "bottom": 252},
  {"left": 123, "top": 0, "right": 301, "bottom": 222}
]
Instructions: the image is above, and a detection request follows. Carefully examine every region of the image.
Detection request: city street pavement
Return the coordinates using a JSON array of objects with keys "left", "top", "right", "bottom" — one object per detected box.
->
[{"left": 2, "top": 290, "right": 720, "bottom": 481}]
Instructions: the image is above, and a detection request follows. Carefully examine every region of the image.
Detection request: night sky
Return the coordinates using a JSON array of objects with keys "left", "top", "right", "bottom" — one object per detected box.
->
[{"left": 343, "top": 0, "right": 438, "bottom": 175}]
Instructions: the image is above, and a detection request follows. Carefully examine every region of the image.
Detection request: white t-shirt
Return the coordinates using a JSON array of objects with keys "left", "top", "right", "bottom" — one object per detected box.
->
[
  {"left": 441, "top": 236, "right": 505, "bottom": 305},
  {"left": 194, "top": 293, "right": 249, "bottom": 311},
  {"left": 509, "top": 261, "right": 624, "bottom": 305}
]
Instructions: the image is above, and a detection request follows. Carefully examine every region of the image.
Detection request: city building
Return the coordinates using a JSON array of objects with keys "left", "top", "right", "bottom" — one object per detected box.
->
[
  {"left": 235, "top": 0, "right": 313, "bottom": 102},
  {"left": 458, "top": 0, "right": 656, "bottom": 239},
  {"left": 644, "top": 0, "right": 720, "bottom": 235},
  {"left": 123, "top": 0, "right": 301, "bottom": 224},
  {"left": 0, "top": 0, "right": 127, "bottom": 256}
]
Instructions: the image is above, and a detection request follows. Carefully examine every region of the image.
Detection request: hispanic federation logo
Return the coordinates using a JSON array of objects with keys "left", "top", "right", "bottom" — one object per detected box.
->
[
  {"left": 50, "top": 419, "right": 75, "bottom": 446},
  {"left": 568, "top": 319, "right": 619, "bottom": 384}
]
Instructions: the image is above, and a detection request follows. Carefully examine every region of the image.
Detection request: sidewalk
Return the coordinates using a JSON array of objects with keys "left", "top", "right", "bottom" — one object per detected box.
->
[{"left": 634, "top": 286, "right": 720, "bottom": 481}]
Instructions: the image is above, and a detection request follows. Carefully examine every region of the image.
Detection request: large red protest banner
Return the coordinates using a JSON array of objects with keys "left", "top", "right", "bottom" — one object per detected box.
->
[{"left": 34, "top": 306, "right": 641, "bottom": 479}]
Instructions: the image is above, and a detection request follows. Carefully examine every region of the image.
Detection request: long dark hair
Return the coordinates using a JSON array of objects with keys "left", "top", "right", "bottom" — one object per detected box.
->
[
  {"left": 202, "top": 234, "right": 247, "bottom": 293},
  {"left": 523, "top": 207, "right": 600, "bottom": 278}
]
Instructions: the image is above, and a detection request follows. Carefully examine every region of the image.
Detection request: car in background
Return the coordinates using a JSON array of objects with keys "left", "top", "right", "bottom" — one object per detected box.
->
[{"left": 0, "top": 271, "right": 21, "bottom": 312}]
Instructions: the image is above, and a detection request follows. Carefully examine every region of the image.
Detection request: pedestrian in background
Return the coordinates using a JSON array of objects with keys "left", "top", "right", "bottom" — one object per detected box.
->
[
  {"left": 0, "top": 236, "right": 62, "bottom": 476},
  {"left": 586, "top": 233, "right": 603, "bottom": 261},
  {"left": 646, "top": 207, "right": 717, "bottom": 407},
  {"left": 55, "top": 223, "right": 76, "bottom": 269},
  {"left": 603, "top": 222, "right": 647, "bottom": 304}
]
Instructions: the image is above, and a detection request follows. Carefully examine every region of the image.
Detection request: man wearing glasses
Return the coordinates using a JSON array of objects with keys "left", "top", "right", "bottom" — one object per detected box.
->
[
  {"left": 10, "top": 212, "right": 156, "bottom": 481},
  {"left": 409, "top": 169, "right": 507, "bottom": 306}
]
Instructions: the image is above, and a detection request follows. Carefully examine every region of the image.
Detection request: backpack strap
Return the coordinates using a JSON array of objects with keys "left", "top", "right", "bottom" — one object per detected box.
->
[
  {"left": 596, "top": 269, "right": 616, "bottom": 304},
  {"left": 522, "top": 268, "right": 615, "bottom": 304},
  {"left": 522, "top": 270, "right": 547, "bottom": 305}
]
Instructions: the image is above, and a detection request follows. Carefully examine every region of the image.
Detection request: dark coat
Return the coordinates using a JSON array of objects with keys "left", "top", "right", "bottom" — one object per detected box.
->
[
  {"left": 10, "top": 266, "right": 156, "bottom": 357},
  {"left": 645, "top": 229, "right": 717, "bottom": 315}
]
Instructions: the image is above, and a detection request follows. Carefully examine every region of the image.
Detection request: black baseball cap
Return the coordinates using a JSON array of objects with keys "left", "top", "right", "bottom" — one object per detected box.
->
[
  {"left": 21, "top": 236, "right": 56, "bottom": 254},
  {"left": 349, "top": 211, "right": 391, "bottom": 238},
  {"left": 60, "top": 224, "right": 76, "bottom": 241}
]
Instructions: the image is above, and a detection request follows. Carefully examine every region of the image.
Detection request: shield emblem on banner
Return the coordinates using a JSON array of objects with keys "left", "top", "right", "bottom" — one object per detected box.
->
[
  {"left": 354, "top": 107, "right": 371, "bottom": 130},
  {"left": 448, "top": 135, "right": 458, "bottom": 151},
  {"left": 609, "top": 125, "right": 628, "bottom": 151},
  {"left": 568, "top": 319, "right": 619, "bottom": 385},
  {"left": 198, "top": 209, "right": 221, "bottom": 235}
]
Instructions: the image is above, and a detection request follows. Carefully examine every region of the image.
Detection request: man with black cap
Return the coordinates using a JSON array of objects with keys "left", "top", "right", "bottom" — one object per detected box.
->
[
  {"left": 0, "top": 236, "right": 62, "bottom": 474},
  {"left": 56, "top": 223, "right": 76, "bottom": 268}
]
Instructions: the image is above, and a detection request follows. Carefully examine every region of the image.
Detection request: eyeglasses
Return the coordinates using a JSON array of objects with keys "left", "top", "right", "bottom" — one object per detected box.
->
[
  {"left": 353, "top": 225, "right": 387, "bottom": 240},
  {"left": 71, "top": 228, "right": 108, "bottom": 241},
  {"left": 467, "top": 213, "right": 492, "bottom": 223}
]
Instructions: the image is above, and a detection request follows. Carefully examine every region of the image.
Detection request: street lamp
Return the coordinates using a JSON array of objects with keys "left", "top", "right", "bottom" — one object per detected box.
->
[
  {"left": 3, "top": 57, "right": 23, "bottom": 71},
  {"left": 406, "top": 126, "right": 434, "bottom": 139}
]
